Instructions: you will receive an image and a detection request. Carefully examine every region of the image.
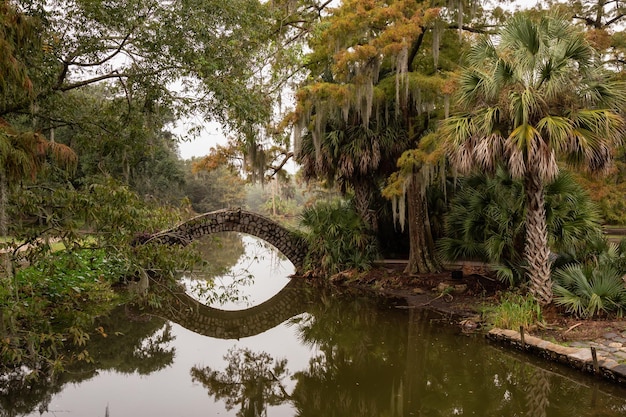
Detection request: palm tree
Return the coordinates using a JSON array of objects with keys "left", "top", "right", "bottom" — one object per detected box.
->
[
  {"left": 297, "top": 117, "right": 409, "bottom": 231},
  {"left": 438, "top": 168, "right": 603, "bottom": 286},
  {"left": 441, "top": 13, "right": 625, "bottom": 305}
]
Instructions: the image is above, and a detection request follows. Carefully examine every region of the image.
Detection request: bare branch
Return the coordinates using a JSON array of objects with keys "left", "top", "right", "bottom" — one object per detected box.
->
[
  {"left": 65, "top": 30, "right": 135, "bottom": 68},
  {"left": 58, "top": 72, "right": 127, "bottom": 91},
  {"left": 268, "top": 152, "right": 294, "bottom": 177},
  {"left": 605, "top": 12, "right": 626, "bottom": 27}
]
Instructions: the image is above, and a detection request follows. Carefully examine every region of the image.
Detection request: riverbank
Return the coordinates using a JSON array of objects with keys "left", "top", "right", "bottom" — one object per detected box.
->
[{"left": 333, "top": 263, "right": 626, "bottom": 385}]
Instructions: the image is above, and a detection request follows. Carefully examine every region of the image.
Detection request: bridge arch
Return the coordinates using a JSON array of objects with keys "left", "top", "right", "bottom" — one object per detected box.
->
[
  {"left": 147, "top": 209, "right": 308, "bottom": 272},
  {"left": 158, "top": 279, "right": 311, "bottom": 339}
]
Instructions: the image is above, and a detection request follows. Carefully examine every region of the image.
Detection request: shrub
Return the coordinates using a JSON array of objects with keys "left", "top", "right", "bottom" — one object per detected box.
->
[
  {"left": 0, "top": 249, "right": 125, "bottom": 373},
  {"left": 484, "top": 293, "right": 543, "bottom": 330},
  {"left": 300, "top": 200, "right": 378, "bottom": 276},
  {"left": 439, "top": 167, "right": 603, "bottom": 286},
  {"left": 553, "top": 263, "right": 626, "bottom": 318}
]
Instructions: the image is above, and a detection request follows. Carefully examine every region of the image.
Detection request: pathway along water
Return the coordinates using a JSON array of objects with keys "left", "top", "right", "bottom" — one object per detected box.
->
[{"left": 1, "top": 234, "right": 626, "bottom": 416}]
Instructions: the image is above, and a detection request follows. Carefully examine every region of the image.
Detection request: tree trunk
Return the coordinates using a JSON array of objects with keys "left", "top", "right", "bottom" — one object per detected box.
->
[
  {"left": 524, "top": 174, "right": 553, "bottom": 305},
  {"left": 0, "top": 169, "right": 11, "bottom": 280},
  {"left": 352, "top": 179, "right": 377, "bottom": 232},
  {"left": 404, "top": 170, "right": 439, "bottom": 275},
  {"left": 525, "top": 367, "right": 551, "bottom": 417},
  {"left": 0, "top": 170, "right": 10, "bottom": 335}
]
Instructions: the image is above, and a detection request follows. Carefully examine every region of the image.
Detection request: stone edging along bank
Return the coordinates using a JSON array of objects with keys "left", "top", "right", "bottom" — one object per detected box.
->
[{"left": 488, "top": 328, "right": 626, "bottom": 384}]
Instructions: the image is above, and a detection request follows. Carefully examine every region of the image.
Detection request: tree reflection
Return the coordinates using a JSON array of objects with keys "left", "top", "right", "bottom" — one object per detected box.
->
[
  {"left": 290, "top": 292, "right": 409, "bottom": 417},
  {"left": 191, "top": 233, "right": 245, "bottom": 279},
  {"left": 522, "top": 366, "right": 550, "bottom": 417},
  {"left": 191, "top": 347, "right": 291, "bottom": 417},
  {"left": 6, "top": 283, "right": 626, "bottom": 417},
  {"left": 78, "top": 306, "right": 175, "bottom": 375},
  {"left": 0, "top": 306, "right": 175, "bottom": 417}
]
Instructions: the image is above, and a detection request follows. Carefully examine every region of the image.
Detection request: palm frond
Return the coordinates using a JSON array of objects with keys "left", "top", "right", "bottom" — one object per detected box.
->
[{"left": 553, "top": 263, "right": 626, "bottom": 317}]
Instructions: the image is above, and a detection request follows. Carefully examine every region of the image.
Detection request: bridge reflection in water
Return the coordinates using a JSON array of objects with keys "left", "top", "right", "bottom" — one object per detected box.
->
[{"left": 155, "top": 278, "right": 312, "bottom": 339}]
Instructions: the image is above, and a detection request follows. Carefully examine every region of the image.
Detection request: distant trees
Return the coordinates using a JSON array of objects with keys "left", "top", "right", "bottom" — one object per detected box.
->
[{"left": 184, "top": 163, "right": 246, "bottom": 213}]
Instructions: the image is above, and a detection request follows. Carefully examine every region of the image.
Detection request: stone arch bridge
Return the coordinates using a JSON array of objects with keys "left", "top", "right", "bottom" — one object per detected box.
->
[
  {"left": 145, "top": 208, "right": 308, "bottom": 272},
  {"left": 159, "top": 279, "right": 311, "bottom": 339}
]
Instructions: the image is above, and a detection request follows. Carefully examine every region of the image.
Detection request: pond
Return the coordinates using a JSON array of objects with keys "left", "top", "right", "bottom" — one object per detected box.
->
[{"left": 2, "top": 234, "right": 626, "bottom": 417}]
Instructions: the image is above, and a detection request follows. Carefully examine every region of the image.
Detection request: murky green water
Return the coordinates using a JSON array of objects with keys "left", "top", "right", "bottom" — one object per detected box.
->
[{"left": 2, "top": 234, "right": 626, "bottom": 416}]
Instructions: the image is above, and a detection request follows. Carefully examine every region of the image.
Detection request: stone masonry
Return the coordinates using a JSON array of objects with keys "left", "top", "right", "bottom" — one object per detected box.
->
[
  {"left": 488, "top": 328, "right": 626, "bottom": 384},
  {"left": 163, "top": 279, "right": 310, "bottom": 339},
  {"left": 148, "top": 208, "right": 308, "bottom": 272}
]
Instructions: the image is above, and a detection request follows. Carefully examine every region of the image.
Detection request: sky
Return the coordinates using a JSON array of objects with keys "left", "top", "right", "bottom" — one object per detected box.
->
[
  {"left": 175, "top": 0, "right": 544, "bottom": 160},
  {"left": 175, "top": 118, "right": 227, "bottom": 160}
]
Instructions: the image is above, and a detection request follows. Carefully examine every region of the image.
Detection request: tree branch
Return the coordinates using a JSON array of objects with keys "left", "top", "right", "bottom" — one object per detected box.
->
[
  {"left": 57, "top": 67, "right": 176, "bottom": 92},
  {"left": 58, "top": 72, "right": 127, "bottom": 91},
  {"left": 447, "top": 24, "right": 498, "bottom": 34},
  {"left": 605, "top": 12, "right": 626, "bottom": 27},
  {"left": 573, "top": 14, "right": 601, "bottom": 28},
  {"left": 65, "top": 30, "right": 134, "bottom": 67},
  {"left": 269, "top": 152, "right": 294, "bottom": 177},
  {"left": 408, "top": 28, "right": 426, "bottom": 71}
]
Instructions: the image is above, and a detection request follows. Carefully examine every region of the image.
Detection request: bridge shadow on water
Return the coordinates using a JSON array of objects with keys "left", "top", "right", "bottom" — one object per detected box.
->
[{"left": 153, "top": 278, "right": 313, "bottom": 340}]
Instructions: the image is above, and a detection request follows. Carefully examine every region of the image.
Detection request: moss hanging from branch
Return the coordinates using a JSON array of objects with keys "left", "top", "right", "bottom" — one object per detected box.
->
[{"left": 395, "top": 42, "right": 410, "bottom": 117}]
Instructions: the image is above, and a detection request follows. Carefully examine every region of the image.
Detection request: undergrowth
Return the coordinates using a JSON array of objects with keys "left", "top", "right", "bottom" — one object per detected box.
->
[{"left": 483, "top": 293, "right": 543, "bottom": 330}]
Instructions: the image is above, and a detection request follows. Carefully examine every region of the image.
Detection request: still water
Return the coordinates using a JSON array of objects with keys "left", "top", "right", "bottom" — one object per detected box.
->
[{"left": 2, "top": 234, "right": 626, "bottom": 416}]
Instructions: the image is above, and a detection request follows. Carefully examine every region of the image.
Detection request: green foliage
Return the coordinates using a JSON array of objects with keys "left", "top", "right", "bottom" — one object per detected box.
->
[
  {"left": 246, "top": 179, "right": 306, "bottom": 226},
  {"left": 441, "top": 12, "right": 626, "bottom": 305},
  {"left": 10, "top": 176, "right": 182, "bottom": 247},
  {"left": 0, "top": 0, "right": 40, "bottom": 102},
  {"left": 552, "top": 236, "right": 626, "bottom": 318},
  {"left": 596, "top": 191, "right": 626, "bottom": 225},
  {"left": 300, "top": 200, "right": 379, "bottom": 276},
  {"left": 483, "top": 293, "right": 543, "bottom": 330},
  {"left": 42, "top": 85, "right": 187, "bottom": 203},
  {"left": 553, "top": 263, "right": 626, "bottom": 318},
  {"left": 293, "top": 0, "right": 476, "bottom": 259},
  {"left": 607, "top": 238, "right": 626, "bottom": 274},
  {"left": 438, "top": 168, "right": 603, "bottom": 285},
  {"left": 2, "top": 177, "right": 198, "bottom": 374},
  {"left": 575, "top": 147, "right": 626, "bottom": 225},
  {"left": 0, "top": 249, "right": 122, "bottom": 373},
  {"left": 4, "top": 0, "right": 286, "bottom": 127}
]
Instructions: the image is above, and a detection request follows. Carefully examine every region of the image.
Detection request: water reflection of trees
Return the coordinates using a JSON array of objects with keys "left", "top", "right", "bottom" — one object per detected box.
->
[
  {"left": 186, "top": 233, "right": 290, "bottom": 307},
  {"left": 75, "top": 306, "right": 174, "bottom": 375},
  {"left": 5, "top": 285, "right": 626, "bottom": 417},
  {"left": 0, "top": 306, "right": 174, "bottom": 417},
  {"left": 191, "top": 233, "right": 245, "bottom": 279},
  {"left": 399, "top": 310, "right": 626, "bottom": 417},
  {"left": 191, "top": 291, "right": 411, "bottom": 417},
  {"left": 291, "top": 292, "right": 410, "bottom": 417},
  {"left": 192, "top": 289, "right": 626, "bottom": 417},
  {"left": 191, "top": 347, "right": 291, "bottom": 417}
]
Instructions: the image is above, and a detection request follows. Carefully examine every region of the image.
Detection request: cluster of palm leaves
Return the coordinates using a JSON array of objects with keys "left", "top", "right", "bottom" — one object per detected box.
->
[
  {"left": 552, "top": 238, "right": 626, "bottom": 318},
  {"left": 440, "top": 12, "right": 626, "bottom": 304},
  {"left": 300, "top": 200, "right": 379, "bottom": 275},
  {"left": 438, "top": 167, "right": 603, "bottom": 286}
]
